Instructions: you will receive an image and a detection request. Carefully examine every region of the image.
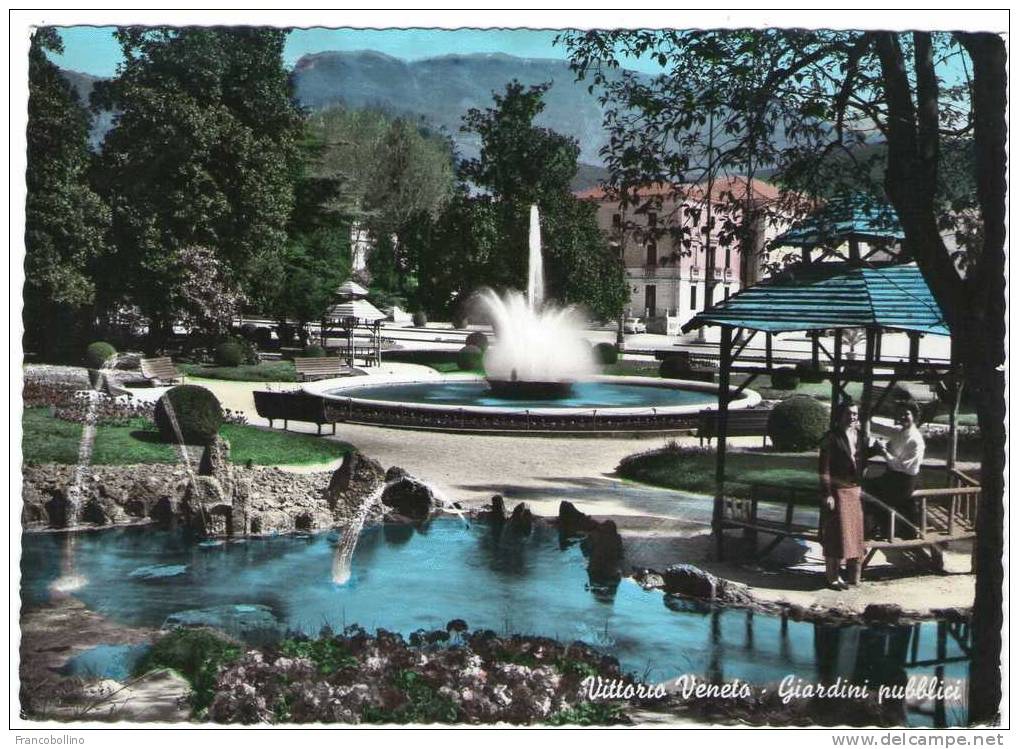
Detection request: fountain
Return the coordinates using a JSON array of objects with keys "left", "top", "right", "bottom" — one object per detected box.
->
[
  {"left": 482, "top": 205, "right": 595, "bottom": 399},
  {"left": 309, "top": 205, "right": 762, "bottom": 431}
]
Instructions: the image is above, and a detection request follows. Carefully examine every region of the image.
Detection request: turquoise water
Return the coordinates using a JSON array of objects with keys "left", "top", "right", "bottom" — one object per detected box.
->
[
  {"left": 331, "top": 380, "right": 715, "bottom": 410},
  {"left": 21, "top": 520, "right": 968, "bottom": 725}
]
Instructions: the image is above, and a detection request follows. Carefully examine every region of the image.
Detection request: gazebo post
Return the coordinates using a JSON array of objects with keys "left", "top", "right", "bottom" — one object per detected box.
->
[
  {"left": 765, "top": 332, "right": 773, "bottom": 371},
  {"left": 947, "top": 337, "right": 961, "bottom": 477},
  {"left": 713, "top": 325, "right": 733, "bottom": 561},
  {"left": 830, "top": 328, "right": 843, "bottom": 428},
  {"left": 811, "top": 331, "right": 820, "bottom": 369},
  {"left": 858, "top": 327, "right": 877, "bottom": 469}
]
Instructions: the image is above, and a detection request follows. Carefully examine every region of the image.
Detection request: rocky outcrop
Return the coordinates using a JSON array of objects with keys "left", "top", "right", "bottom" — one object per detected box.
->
[
  {"left": 558, "top": 500, "right": 598, "bottom": 536},
  {"left": 661, "top": 564, "right": 754, "bottom": 605},
  {"left": 22, "top": 448, "right": 388, "bottom": 537},
  {"left": 380, "top": 476, "right": 440, "bottom": 520},
  {"left": 584, "top": 520, "right": 624, "bottom": 583},
  {"left": 507, "top": 502, "right": 534, "bottom": 534}
]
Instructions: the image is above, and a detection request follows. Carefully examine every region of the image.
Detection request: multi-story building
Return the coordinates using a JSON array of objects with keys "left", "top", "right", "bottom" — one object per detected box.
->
[{"left": 577, "top": 176, "right": 784, "bottom": 332}]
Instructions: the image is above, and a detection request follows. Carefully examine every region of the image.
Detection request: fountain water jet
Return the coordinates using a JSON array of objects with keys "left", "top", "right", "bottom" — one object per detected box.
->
[{"left": 481, "top": 205, "right": 595, "bottom": 398}]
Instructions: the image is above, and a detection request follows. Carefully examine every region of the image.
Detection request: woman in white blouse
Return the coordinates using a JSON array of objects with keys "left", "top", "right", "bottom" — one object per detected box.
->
[{"left": 877, "top": 403, "right": 926, "bottom": 539}]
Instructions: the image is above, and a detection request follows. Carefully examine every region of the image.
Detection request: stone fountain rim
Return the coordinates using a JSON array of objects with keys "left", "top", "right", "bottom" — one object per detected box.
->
[{"left": 305, "top": 373, "right": 762, "bottom": 416}]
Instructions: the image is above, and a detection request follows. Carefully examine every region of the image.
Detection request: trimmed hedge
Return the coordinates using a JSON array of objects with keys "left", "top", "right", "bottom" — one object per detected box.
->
[
  {"left": 85, "top": 341, "right": 117, "bottom": 369},
  {"left": 659, "top": 354, "right": 691, "bottom": 379},
  {"left": 767, "top": 395, "right": 829, "bottom": 451},
  {"left": 154, "top": 385, "right": 224, "bottom": 444},
  {"left": 594, "top": 342, "right": 619, "bottom": 365},
  {"left": 302, "top": 344, "right": 327, "bottom": 358},
  {"left": 465, "top": 331, "right": 489, "bottom": 351},
  {"left": 795, "top": 361, "right": 826, "bottom": 384},
  {"left": 457, "top": 344, "right": 484, "bottom": 371},
  {"left": 214, "top": 341, "right": 245, "bottom": 367},
  {"left": 412, "top": 311, "right": 428, "bottom": 327},
  {"left": 770, "top": 367, "right": 801, "bottom": 390}
]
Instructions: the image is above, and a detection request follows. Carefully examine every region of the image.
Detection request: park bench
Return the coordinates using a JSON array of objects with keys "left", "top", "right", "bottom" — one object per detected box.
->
[
  {"left": 293, "top": 356, "right": 354, "bottom": 382},
  {"left": 139, "top": 356, "right": 184, "bottom": 386},
  {"left": 253, "top": 390, "right": 336, "bottom": 434},
  {"left": 697, "top": 407, "right": 773, "bottom": 447}
]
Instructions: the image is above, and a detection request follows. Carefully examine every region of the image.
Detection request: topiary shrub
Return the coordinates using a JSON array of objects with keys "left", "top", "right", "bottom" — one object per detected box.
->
[
  {"left": 767, "top": 395, "right": 829, "bottom": 451},
  {"left": 214, "top": 341, "right": 245, "bottom": 367},
  {"left": 302, "top": 344, "right": 327, "bottom": 358},
  {"left": 593, "top": 342, "right": 619, "bottom": 365},
  {"left": 465, "top": 331, "right": 489, "bottom": 351},
  {"left": 85, "top": 341, "right": 117, "bottom": 369},
  {"left": 659, "top": 354, "right": 692, "bottom": 379},
  {"left": 795, "top": 361, "right": 825, "bottom": 384},
  {"left": 412, "top": 311, "right": 428, "bottom": 327},
  {"left": 457, "top": 344, "right": 484, "bottom": 371},
  {"left": 770, "top": 367, "right": 800, "bottom": 391},
  {"left": 238, "top": 323, "right": 259, "bottom": 341},
  {"left": 154, "top": 384, "right": 224, "bottom": 444}
]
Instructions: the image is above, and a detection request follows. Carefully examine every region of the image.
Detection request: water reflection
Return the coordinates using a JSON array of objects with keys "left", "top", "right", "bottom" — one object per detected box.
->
[{"left": 21, "top": 520, "right": 970, "bottom": 726}]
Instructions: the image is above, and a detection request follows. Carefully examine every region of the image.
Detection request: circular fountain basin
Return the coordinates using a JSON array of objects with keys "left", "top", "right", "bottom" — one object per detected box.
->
[{"left": 305, "top": 373, "right": 761, "bottom": 433}]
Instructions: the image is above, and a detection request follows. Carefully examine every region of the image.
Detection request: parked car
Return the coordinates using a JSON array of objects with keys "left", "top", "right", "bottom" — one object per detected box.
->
[{"left": 623, "top": 317, "right": 647, "bottom": 334}]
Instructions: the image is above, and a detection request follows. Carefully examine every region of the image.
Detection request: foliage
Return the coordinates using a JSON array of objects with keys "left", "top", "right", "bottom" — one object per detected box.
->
[
  {"left": 84, "top": 341, "right": 117, "bottom": 369},
  {"left": 795, "top": 361, "right": 826, "bottom": 384},
  {"left": 213, "top": 341, "right": 244, "bottom": 367},
  {"left": 179, "top": 361, "right": 296, "bottom": 383},
  {"left": 767, "top": 396, "right": 829, "bottom": 451},
  {"left": 301, "top": 344, "right": 327, "bottom": 358},
  {"left": 465, "top": 331, "right": 489, "bottom": 351},
  {"left": 134, "top": 628, "right": 242, "bottom": 715},
  {"left": 174, "top": 245, "right": 248, "bottom": 336},
  {"left": 457, "top": 344, "right": 484, "bottom": 371},
  {"left": 770, "top": 367, "right": 801, "bottom": 390},
  {"left": 593, "top": 342, "right": 619, "bottom": 365},
  {"left": 403, "top": 82, "right": 626, "bottom": 320},
  {"left": 153, "top": 384, "right": 224, "bottom": 444},
  {"left": 412, "top": 310, "right": 427, "bottom": 327},
  {"left": 91, "top": 27, "right": 302, "bottom": 338},
  {"left": 362, "top": 669, "right": 459, "bottom": 724},
  {"left": 276, "top": 637, "right": 357, "bottom": 675},
  {"left": 24, "top": 28, "right": 111, "bottom": 360}
]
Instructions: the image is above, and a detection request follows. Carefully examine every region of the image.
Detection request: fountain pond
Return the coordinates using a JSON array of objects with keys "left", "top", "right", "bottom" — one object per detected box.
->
[{"left": 21, "top": 519, "right": 967, "bottom": 726}]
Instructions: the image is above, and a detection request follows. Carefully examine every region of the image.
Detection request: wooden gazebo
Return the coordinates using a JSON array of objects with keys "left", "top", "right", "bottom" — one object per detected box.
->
[{"left": 682, "top": 261, "right": 978, "bottom": 567}]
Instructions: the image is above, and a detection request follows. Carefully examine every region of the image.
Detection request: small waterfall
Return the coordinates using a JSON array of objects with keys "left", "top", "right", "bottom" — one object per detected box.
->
[
  {"left": 526, "top": 204, "right": 544, "bottom": 310},
  {"left": 159, "top": 393, "right": 212, "bottom": 533},
  {"left": 331, "top": 483, "right": 385, "bottom": 585},
  {"left": 63, "top": 353, "right": 119, "bottom": 527}
]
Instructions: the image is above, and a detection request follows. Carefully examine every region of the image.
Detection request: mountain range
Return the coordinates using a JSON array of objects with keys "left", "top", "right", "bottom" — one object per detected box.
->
[{"left": 60, "top": 50, "right": 630, "bottom": 189}]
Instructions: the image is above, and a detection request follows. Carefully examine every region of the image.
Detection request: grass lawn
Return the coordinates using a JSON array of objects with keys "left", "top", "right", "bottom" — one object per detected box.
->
[
  {"left": 178, "top": 361, "right": 297, "bottom": 382},
  {"left": 23, "top": 408, "right": 353, "bottom": 466},
  {"left": 617, "top": 444, "right": 948, "bottom": 504}
]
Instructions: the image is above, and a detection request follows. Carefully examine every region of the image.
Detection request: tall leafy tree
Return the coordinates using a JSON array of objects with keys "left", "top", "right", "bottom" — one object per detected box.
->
[
  {"left": 24, "top": 28, "right": 110, "bottom": 360},
  {"left": 92, "top": 27, "right": 302, "bottom": 343},
  {"left": 414, "top": 80, "right": 627, "bottom": 320},
  {"left": 561, "top": 29, "right": 1005, "bottom": 722}
]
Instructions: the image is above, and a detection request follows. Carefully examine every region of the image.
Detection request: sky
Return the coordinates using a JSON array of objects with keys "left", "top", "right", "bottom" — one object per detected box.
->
[{"left": 47, "top": 26, "right": 663, "bottom": 77}]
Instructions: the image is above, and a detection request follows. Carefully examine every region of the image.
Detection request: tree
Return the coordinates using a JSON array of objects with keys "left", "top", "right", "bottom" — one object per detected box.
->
[
  {"left": 448, "top": 81, "right": 626, "bottom": 319},
  {"left": 561, "top": 29, "right": 1006, "bottom": 723},
  {"left": 24, "top": 28, "right": 110, "bottom": 360},
  {"left": 92, "top": 27, "right": 302, "bottom": 343}
]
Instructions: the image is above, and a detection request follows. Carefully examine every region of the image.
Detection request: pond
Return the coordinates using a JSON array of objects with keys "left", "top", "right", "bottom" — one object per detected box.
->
[{"left": 21, "top": 519, "right": 968, "bottom": 726}]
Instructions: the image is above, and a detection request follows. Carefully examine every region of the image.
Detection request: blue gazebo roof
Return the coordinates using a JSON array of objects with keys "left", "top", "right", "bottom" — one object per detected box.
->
[
  {"left": 682, "top": 262, "right": 949, "bottom": 336},
  {"left": 773, "top": 193, "right": 905, "bottom": 248}
]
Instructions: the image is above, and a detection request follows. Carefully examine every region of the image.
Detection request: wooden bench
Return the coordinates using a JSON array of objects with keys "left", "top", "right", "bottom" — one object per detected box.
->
[
  {"left": 139, "top": 356, "right": 183, "bottom": 385},
  {"left": 253, "top": 391, "right": 336, "bottom": 434},
  {"left": 697, "top": 407, "right": 773, "bottom": 447},
  {"left": 294, "top": 357, "right": 352, "bottom": 382}
]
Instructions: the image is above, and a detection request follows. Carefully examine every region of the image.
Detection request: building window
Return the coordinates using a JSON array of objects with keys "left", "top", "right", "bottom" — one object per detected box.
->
[
  {"left": 724, "top": 285, "right": 731, "bottom": 300},
  {"left": 647, "top": 212, "right": 657, "bottom": 229},
  {"left": 645, "top": 285, "right": 657, "bottom": 316},
  {"left": 612, "top": 213, "right": 622, "bottom": 228},
  {"left": 725, "top": 246, "right": 731, "bottom": 269},
  {"left": 690, "top": 285, "right": 698, "bottom": 311},
  {"left": 646, "top": 240, "right": 658, "bottom": 266}
]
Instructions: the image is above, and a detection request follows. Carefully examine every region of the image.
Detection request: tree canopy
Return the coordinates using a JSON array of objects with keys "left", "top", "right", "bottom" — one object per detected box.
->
[
  {"left": 24, "top": 28, "right": 110, "bottom": 359},
  {"left": 559, "top": 28, "right": 1005, "bottom": 723},
  {"left": 91, "top": 27, "right": 303, "bottom": 337}
]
